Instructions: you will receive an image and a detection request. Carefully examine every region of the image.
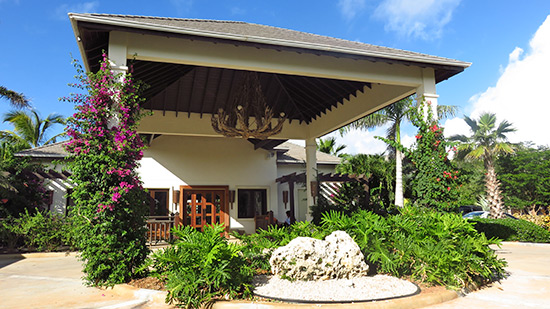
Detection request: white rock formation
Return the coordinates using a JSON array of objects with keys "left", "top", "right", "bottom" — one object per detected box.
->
[{"left": 269, "top": 231, "right": 369, "bottom": 281}]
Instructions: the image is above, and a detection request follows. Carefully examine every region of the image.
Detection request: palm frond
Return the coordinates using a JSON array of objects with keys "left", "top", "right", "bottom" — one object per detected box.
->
[
  {"left": 436, "top": 105, "right": 458, "bottom": 119},
  {"left": 0, "top": 86, "right": 30, "bottom": 108}
]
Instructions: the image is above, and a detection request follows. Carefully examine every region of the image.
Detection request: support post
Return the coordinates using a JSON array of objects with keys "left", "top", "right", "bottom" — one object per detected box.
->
[
  {"left": 416, "top": 68, "right": 439, "bottom": 119},
  {"left": 305, "top": 138, "right": 317, "bottom": 221},
  {"left": 289, "top": 181, "right": 295, "bottom": 224}
]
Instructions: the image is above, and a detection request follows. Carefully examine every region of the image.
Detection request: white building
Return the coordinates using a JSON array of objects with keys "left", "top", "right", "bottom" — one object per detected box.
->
[{"left": 18, "top": 13, "right": 469, "bottom": 234}]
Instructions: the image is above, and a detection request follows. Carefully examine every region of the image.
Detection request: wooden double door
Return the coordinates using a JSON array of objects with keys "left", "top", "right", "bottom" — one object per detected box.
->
[{"left": 179, "top": 186, "right": 229, "bottom": 232}]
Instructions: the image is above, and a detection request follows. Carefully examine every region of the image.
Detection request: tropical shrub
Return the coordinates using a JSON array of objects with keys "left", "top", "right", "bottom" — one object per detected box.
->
[
  {"left": 0, "top": 210, "right": 75, "bottom": 252},
  {"left": 236, "top": 208, "right": 507, "bottom": 290},
  {"left": 63, "top": 55, "right": 149, "bottom": 286},
  {"left": 497, "top": 145, "right": 550, "bottom": 213},
  {"left": 149, "top": 224, "right": 254, "bottom": 308},
  {"left": 335, "top": 154, "right": 396, "bottom": 212},
  {"left": 472, "top": 218, "right": 550, "bottom": 243},
  {"left": 517, "top": 215, "right": 550, "bottom": 232},
  {"left": 322, "top": 208, "right": 506, "bottom": 289}
]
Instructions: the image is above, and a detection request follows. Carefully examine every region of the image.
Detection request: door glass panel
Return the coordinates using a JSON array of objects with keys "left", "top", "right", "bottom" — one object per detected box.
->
[{"left": 182, "top": 188, "right": 226, "bottom": 228}]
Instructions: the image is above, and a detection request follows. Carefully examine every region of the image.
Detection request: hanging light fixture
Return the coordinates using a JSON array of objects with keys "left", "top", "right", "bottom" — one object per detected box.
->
[{"left": 211, "top": 72, "right": 286, "bottom": 139}]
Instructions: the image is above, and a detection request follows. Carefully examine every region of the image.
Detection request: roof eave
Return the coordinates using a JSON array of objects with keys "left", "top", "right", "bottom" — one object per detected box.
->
[
  {"left": 69, "top": 13, "right": 92, "bottom": 72},
  {"left": 68, "top": 13, "right": 471, "bottom": 70}
]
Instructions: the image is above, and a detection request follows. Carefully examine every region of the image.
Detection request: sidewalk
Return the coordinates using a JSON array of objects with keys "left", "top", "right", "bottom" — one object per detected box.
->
[
  {"left": 0, "top": 253, "right": 171, "bottom": 309},
  {"left": 424, "top": 242, "right": 550, "bottom": 308}
]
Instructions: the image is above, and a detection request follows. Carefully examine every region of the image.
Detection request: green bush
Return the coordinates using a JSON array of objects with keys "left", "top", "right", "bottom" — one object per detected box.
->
[
  {"left": 149, "top": 224, "right": 254, "bottom": 308},
  {"left": 472, "top": 218, "right": 550, "bottom": 243},
  {"left": 0, "top": 211, "right": 75, "bottom": 252},
  {"left": 322, "top": 208, "right": 506, "bottom": 289},
  {"left": 0, "top": 217, "right": 23, "bottom": 251},
  {"left": 236, "top": 208, "right": 507, "bottom": 290}
]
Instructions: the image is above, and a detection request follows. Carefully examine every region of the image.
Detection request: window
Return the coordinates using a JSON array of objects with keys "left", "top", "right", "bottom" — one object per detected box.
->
[
  {"left": 148, "top": 189, "right": 170, "bottom": 216},
  {"left": 238, "top": 189, "right": 267, "bottom": 218}
]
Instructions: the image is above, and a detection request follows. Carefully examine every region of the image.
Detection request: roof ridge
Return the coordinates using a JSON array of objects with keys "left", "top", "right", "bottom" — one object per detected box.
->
[{"left": 90, "top": 13, "right": 246, "bottom": 24}]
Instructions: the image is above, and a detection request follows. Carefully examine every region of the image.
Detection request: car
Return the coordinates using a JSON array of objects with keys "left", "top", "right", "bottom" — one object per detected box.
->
[
  {"left": 462, "top": 211, "right": 518, "bottom": 220},
  {"left": 459, "top": 205, "right": 482, "bottom": 215}
]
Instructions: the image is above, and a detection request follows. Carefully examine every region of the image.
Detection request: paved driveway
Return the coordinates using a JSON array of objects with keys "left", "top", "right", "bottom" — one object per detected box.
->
[
  {"left": 0, "top": 253, "right": 170, "bottom": 309},
  {"left": 425, "top": 242, "right": 550, "bottom": 308},
  {"left": 1, "top": 242, "right": 549, "bottom": 308}
]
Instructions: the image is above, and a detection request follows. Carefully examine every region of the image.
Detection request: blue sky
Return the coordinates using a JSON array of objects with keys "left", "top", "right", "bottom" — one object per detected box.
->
[{"left": 1, "top": 0, "right": 549, "bottom": 154}]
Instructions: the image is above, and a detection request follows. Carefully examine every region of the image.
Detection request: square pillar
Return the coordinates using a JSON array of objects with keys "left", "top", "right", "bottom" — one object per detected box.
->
[
  {"left": 305, "top": 138, "right": 317, "bottom": 221},
  {"left": 108, "top": 31, "right": 129, "bottom": 75},
  {"left": 416, "top": 68, "right": 439, "bottom": 119}
]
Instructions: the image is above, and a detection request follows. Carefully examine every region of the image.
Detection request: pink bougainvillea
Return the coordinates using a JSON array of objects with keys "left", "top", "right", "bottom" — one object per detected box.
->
[{"left": 63, "top": 55, "right": 149, "bottom": 285}]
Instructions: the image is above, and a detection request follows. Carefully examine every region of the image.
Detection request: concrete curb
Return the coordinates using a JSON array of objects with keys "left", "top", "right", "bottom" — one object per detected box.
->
[
  {"left": 210, "top": 287, "right": 458, "bottom": 308},
  {"left": 108, "top": 284, "right": 171, "bottom": 308},
  {"left": 500, "top": 241, "right": 550, "bottom": 247},
  {"left": 107, "top": 282, "right": 458, "bottom": 309}
]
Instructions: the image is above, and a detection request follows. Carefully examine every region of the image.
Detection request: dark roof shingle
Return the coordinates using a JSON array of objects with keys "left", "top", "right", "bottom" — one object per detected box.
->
[{"left": 75, "top": 13, "right": 470, "bottom": 68}]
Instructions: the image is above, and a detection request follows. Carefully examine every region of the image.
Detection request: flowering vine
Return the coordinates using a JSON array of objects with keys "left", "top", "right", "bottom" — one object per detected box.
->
[
  {"left": 406, "top": 100, "right": 462, "bottom": 211},
  {"left": 62, "top": 55, "right": 149, "bottom": 285}
]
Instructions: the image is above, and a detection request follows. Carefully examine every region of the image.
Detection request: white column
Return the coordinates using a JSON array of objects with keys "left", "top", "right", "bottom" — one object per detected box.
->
[
  {"left": 108, "top": 31, "right": 129, "bottom": 76},
  {"left": 305, "top": 138, "right": 317, "bottom": 221},
  {"left": 416, "top": 68, "right": 439, "bottom": 120},
  {"left": 106, "top": 32, "right": 128, "bottom": 129}
]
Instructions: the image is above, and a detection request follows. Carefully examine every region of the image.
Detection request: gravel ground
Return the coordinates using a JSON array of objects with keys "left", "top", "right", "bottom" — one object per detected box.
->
[{"left": 253, "top": 275, "right": 419, "bottom": 303}]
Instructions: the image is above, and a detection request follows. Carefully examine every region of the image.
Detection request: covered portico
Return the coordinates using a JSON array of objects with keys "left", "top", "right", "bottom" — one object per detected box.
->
[{"left": 69, "top": 13, "right": 469, "bottom": 226}]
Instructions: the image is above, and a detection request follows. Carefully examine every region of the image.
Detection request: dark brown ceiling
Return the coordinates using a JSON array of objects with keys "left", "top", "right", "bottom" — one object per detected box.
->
[{"left": 133, "top": 60, "right": 369, "bottom": 124}]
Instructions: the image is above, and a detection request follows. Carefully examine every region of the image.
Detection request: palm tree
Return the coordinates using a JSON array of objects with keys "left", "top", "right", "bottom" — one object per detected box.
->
[
  {"left": 340, "top": 97, "right": 456, "bottom": 207},
  {"left": 0, "top": 86, "right": 29, "bottom": 108},
  {"left": 317, "top": 136, "right": 347, "bottom": 157},
  {"left": 451, "top": 113, "right": 516, "bottom": 218},
  {"left": 0, "top": 109, "right": 66, "bottom": 149}
]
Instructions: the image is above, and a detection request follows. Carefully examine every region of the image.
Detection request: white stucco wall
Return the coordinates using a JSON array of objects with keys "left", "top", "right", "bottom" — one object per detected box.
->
[{"left": 138, "top": 135, "right": 279, "bottom": 234}]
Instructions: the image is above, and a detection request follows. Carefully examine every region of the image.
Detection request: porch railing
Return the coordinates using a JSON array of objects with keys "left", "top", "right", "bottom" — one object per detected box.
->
[{"left": 146, "top": 214, "right": 179, "bottom": 245}]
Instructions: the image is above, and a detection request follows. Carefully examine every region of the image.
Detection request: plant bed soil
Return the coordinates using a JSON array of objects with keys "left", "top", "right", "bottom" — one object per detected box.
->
[{"left": 128, "top": 277, "right": 166, "bottom": 291}]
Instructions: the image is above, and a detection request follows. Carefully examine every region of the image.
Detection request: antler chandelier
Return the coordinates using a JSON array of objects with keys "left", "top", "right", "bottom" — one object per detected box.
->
[{"left": 211, "top": 72, "right": 286, "bottom": 139}]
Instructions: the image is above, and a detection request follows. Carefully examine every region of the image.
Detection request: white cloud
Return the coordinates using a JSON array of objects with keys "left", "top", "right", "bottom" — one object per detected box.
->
[
  {"left": 54, "top": 1, "right": 99, "bottom": 20},
  {"left": 443, "top": 117, "right": 469, "bottom": 138},
  {"left": 460, "top": 15, "right": 550, "bottom": 146},
  {"left": 328, "top": 125, "right": 415, "bottom": 155},
  {"left": 374, "top": 0, "right": 461, "bottom": 40},
  {"left": 338, "top": 0, "right": 367, "bottom": 21}
]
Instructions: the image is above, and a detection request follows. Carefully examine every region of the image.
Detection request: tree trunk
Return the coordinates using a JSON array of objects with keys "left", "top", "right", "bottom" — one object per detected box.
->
[
  {"left": 395, "top": 149, "right": 404, "bottom": 207},
  {"left": 485, "top": 158, "right": 505, "bottom": 218}
]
